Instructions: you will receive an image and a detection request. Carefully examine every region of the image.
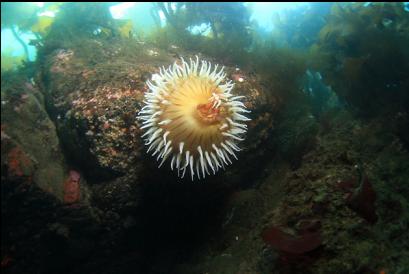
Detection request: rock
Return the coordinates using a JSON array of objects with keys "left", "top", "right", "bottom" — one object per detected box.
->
[
  {"left": 1, "top": 72, "right": 99, "bottom": 274},
  {"left": 40, "top": 38, "right": 279, "bottom": 184},
  {"left": 5, "top": 145, "right": 35, "bottom": 179},
  {"left": 1, "top": 73, "right": 67, "bottom": 201}
]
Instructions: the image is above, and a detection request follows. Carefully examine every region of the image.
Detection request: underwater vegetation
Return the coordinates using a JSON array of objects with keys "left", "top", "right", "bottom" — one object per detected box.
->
[
  {"left": 44, "top": 3, "right": 119, "bottom": 39},
  {"left": 1, "top": 2, "right": 409, "bottom": 274},
  {"left": 1, "top": 2, "right": 38, "bottom": 60},
  {"left": 150, "top": 2, "right": 253, "bottom": 63},
  {"left": 1, "top": 3, "right": 61, "bottom": 59},
  {"left": 1, "top": 50, "right": 26, "bottom": 72},
  {"left": 271, "top": 2, "right": 333, "bottom": 49},
  {"left": 1, "top": 2, "right": 139, "bottom": 72},
  {"left": 310, "top": 2, "right": 409, "bottom": 117},
  {"left": 302, "top": 69, "right": 339, "bottom": 118}
]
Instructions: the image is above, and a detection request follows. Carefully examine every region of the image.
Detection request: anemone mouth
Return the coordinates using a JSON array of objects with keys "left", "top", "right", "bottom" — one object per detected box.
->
[
  {"left": 196, "top": 101, "right": 225, "bottom": 125},
  {"left": 138, "top": 56, "right": 251, "bottom": 180}
]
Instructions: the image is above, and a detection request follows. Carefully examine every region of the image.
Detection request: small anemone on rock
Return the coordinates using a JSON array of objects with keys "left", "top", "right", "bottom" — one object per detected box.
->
[{"left": 138, "top": 57, "right": 251, "bottom": 180}]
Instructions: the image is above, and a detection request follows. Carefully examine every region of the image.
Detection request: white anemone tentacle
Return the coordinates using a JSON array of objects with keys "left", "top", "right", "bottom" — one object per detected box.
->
[{"left": 137, "top": 56, "right": 251, "bottom": 180}]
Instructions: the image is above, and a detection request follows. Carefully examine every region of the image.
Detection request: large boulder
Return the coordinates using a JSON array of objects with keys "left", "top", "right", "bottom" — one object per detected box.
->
[
  {"left": 39, "top": 38, "right": 280, "bottom": 185},
  {"left": 2, "top": 73, "right": 68, "bottom": 201},
  {"left": 1, "top": 73, "right": 98, "bottom": 274}
]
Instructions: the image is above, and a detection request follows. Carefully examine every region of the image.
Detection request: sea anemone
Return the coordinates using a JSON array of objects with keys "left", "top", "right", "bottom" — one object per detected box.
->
[{"left": 138, "top": 57, "right": 251, "bottom": 180}]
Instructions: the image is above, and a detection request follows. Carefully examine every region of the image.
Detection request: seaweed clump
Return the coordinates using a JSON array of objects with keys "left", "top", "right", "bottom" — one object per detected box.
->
[
  {"left": 45, "top": 2, "right": 119, "bottom": 40},
  {"left": 271, "top": 3, "right": 333, "bottom": 49},
  {"left": 310, "top": 2, "right": 409, "bottom": 117},
  {"left": 150, "top": 2, "right": 253, "bottom": 63}
]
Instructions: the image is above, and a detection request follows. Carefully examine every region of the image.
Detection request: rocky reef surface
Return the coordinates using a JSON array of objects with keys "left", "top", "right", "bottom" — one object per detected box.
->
[{"left": 2, "top": 37, "right": 408, "bottom": 274}]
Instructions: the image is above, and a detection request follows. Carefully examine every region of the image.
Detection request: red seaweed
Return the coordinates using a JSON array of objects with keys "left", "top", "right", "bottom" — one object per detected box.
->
[
  {"left": 262, "top": 226, "right": 322, "bottom": 255},
  {"left": 347, "top": 176, "right": 378, "bottom": 224},
  {"left": 63, "top": 170, "right": 81, "bottom": 204},
  {"left": 336, "top": 174, "right": 378, "bottom": 224}
]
